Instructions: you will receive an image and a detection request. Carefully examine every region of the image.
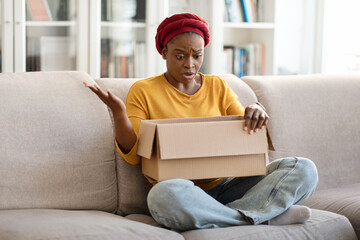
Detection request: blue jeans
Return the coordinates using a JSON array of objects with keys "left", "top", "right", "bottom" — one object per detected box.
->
[{"left": 147, "top": 157, "right": 318, "bottom": 231}]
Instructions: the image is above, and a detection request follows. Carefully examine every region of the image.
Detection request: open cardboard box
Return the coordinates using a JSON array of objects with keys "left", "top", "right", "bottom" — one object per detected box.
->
[{"left": 137, "top": 115, "right": 270, "bottom": 181}]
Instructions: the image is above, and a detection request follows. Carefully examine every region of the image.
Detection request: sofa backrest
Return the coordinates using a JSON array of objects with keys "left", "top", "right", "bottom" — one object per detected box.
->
[
  {"left": 242, "top": 74, "right": 360, "bottom": 190},
  {"left": 95, "top": 78, "right": 149, "bottom": 216},
  {"left": 96, "top": 73, "right": 258, "bottom": 216},
  {"left": 0, "top": 71, "right": 117, "bottom": 212}
]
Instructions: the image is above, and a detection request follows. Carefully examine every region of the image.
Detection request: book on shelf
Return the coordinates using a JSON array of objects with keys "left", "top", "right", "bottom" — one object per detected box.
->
[
  {"left": 242, "top": 0, "right": 255, "bottom": 22},
  {"left": 222, "top": 43, "right": 265, "bottom": 77},
  {"left": 26, "top": 37, "right": 41, "bottom": 71},
  {"left": 114, "top": 40, "right": 134, "bottom": 78},
  {"left": 168, "top": 1, "right": 190, "bottom": 17},
  {"left": 257, "top": 0, "right": 264, "bottom": 22},
  {"left": 224, "top": 0, "right": 265, "bottom": 23},
  {"left": 40, "top": 36, "right": 76, "bottom": 71},
  {"left": 101, "top": 38, "right": 112, "bottom": 77},
  {"left": 103, "top": 0, "right": 137, "bottom": 22},
  {"left": 115, "top": 39, "right": 133, "bottom": 78},
  {"left": 133, "top": 0, "right": 146, "bottom": 22},
  {"left": 223, "top": 47, "right": 235, "bottom": 73},
  {"left": 134, "top": 42, "right": 146, "bottom": 78},
  {"left": 26, "top": 0, "right": 52, "bottom": 21},
  {"left": 224, "top": 0, "right": 244, "bottom": 22},
  {"left": 101, "top": 38, "right": 146, "bottom": 78},
  {"left": 47, "top": 0, "right": 70, "bottom": 21},
  {"left": 239, "top": 0, "right": 249, "bottom": 22},
  {"left": 101, "top": 0, "right": 111, "bottom": 21}
]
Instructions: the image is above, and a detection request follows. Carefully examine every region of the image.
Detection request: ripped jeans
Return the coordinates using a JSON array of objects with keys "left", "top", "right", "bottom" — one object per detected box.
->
[{"left": 147, "top": 157, "right": 318, "bottom": 232}]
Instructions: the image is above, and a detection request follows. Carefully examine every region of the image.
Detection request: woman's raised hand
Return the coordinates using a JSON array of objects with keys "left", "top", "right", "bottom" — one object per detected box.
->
[
  {"left": 83, "top": 82, "right": 126, "bottom": 116},
  {"left": 83, "top": 81, "right": 137, "bottom": 153}
]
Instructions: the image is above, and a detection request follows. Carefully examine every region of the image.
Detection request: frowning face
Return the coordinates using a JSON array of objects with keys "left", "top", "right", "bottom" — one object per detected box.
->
[{"left": 162, "top": 32, "right": 204, "bottom": 85}]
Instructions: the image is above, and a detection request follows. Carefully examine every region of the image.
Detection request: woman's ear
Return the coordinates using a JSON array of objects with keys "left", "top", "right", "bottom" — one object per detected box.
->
[{"left": 161, "top": 47, "right": 167, "bottom": 60}]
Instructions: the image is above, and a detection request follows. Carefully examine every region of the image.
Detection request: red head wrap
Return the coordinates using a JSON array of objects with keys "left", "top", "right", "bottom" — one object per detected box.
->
[{"left": 155, "top": 13, "right": 210, "bottom": 55}]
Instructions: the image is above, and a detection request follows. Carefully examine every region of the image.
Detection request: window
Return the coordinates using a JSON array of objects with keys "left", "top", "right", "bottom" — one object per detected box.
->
[{"left": 321, "top": 0, "right": 360, "bottom": 73}]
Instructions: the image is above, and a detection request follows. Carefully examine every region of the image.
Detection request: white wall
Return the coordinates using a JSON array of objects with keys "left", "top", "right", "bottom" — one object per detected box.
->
[
  {"left": 274, "top": 0, "right": 322, "bottom": 75},
  {"left": 321, "top": 0, "right": 360, "bottom": 73}
]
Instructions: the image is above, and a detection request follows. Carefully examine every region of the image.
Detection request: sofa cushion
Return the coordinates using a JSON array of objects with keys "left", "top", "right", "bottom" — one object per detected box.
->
[
  {"left": 181, "top": 209, "right": 357, "bottom": 240},
  {"left": 0, "top": 209, "right": 184, "bottom": 240},
  {"left": 0, "top": 71, "right": 117, "bottom": 212},
  {"left": 125, "top": 210, "right": 357, "bottom": 240},
  {"left": 126, "top": 213, "right": 163, "bottom": 227},
  {"left": 242, "top": 74, "right": 360, "bottom": 190},
  {"left": 303, "top": 183, "right": 360, "bottom": 239}
]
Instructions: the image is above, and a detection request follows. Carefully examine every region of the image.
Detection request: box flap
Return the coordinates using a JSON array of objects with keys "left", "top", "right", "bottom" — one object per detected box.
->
[
  {"left": 141, "top": 115, "right": 243, "bottom": 124},
  {"left": 157, "top": 120, "right": 267, "bottom": 160},
  {"left": 137, "top": 121, "right": 157, "bottom": 159}
]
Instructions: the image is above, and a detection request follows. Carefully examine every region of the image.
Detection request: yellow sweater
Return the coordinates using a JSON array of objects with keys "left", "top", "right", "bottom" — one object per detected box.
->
[{"left": 117, "top": 73, "right": 245, "bottom": 190}]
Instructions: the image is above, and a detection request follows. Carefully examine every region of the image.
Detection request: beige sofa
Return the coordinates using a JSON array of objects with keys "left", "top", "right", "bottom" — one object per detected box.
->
[{"left": 0, "top": 71, "right": 359, "bottom": 240}]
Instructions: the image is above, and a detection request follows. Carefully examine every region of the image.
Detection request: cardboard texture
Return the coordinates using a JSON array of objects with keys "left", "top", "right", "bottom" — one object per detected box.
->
[{"left": 137, "top": 115, "right": 268, "bottom": 181}]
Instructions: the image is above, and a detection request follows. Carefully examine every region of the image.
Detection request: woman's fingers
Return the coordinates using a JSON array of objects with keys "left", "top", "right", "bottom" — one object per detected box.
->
[
  {"left": 84, "top": 82, "right": 110, "bottom": 103},
  {"left": 250, "top": 109, "right": 261, "bottom": 131},
  {"left": 84, "top": 81, "right": 98, "bottom": 93},
  {"left": 84, "top": 82, "right": 126, "bottom": 116},
  {"left": 244, "top": 107, "right": 254, "bottom": 131},
  {"left": 262, "top": 116, "right": 269, "bottom": 129},
  {"left": 107, "top": 89, "right": 119, "bottom": 103},
  {"left": 107, "top": 89, "right": 115, "bottom": 100},
  {"left": 244, "top": 104, "right": 269, "bottom": 134},
  {"left": 93, "top": 83, "right": 107, "bottom": 96},
  {"left": 254, "top": 111, "right": 267, "bottom": 132},
  {"left": 84, "top": 82, "right": 99, "bottom": 95}
]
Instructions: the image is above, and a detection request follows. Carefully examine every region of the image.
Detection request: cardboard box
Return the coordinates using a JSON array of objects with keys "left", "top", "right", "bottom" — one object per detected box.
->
[{"left": 137, "top": 115, "right": 268, "bottom": 181}]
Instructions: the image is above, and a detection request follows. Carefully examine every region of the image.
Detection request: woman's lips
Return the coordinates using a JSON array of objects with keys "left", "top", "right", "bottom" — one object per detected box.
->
[{"left": 183, "top": 72, "right": 195, "bottom": 79}]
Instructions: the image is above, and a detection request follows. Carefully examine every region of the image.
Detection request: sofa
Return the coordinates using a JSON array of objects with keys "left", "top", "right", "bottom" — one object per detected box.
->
[{"left": 0, "top": 71, "right": 359, "bottom": 240}]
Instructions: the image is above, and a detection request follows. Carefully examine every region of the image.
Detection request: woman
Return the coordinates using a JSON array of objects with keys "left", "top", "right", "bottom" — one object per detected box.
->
[{"left": 84, "top": 13, "right": 318, "bottom": 232}]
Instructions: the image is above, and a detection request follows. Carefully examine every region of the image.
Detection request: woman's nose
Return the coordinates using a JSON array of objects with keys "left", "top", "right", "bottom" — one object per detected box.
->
[{"left": 184, "top": 57, "right": 194, "bottom": 68}]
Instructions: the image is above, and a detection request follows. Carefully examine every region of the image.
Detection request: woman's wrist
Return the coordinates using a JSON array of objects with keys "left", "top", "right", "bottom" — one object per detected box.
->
[{"left": 112, "top": 108, "right": 127, "bottom": 120}]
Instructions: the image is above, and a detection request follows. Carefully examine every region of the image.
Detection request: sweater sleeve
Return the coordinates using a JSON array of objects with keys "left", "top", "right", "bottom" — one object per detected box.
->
[
  {"left": 115, "top": 138, "right": 140, "bottom": 165},
  {"left": 226, "top": 88, "right": 245, "bottom": 116},
  {"left": 221, "top": 78, "right": 245, "bottom": 116},
  {"left": 116, "top": 82, "right": 149, "bottom": 165}
]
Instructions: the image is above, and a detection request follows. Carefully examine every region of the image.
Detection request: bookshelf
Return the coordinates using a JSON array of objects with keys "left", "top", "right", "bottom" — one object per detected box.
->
[
  {"left": 223, "top": 22, "right": 274, "bottom": 29},
  {"left": 141, "top": 0, "right": 276, "bottom": 76},
  {"left": 212, "top": 0, "right": 276, "bottom": 76},
  {"left": 0, "top": 0, "right": 276, "bottom": 77},
  {"left": 88, "top": 0, "right": 148, "bottom": 78},
  {"left": 0, "top": 0, "right": 88, "bottom": 73}
]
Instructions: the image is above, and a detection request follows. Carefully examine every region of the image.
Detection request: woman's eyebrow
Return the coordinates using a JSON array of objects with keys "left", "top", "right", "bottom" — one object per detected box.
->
[
  {"left": 173, "top": 48, "right": 203, "bottom": 53},
  {"left": 174, "top": 48, "right": 185, "bottom": 53}
]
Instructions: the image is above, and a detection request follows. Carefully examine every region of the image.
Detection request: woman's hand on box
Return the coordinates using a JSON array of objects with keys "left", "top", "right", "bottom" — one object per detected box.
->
[{"left": 243, "top": 103, "right": 269, "bottom": 134}]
